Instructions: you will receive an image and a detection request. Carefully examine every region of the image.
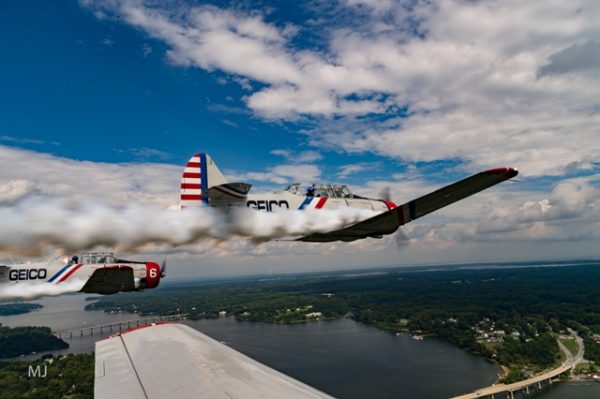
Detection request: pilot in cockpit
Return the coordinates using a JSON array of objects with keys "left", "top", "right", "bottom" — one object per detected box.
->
[{"left": 306, "top": 184, "right": 315, "bottom": 197}]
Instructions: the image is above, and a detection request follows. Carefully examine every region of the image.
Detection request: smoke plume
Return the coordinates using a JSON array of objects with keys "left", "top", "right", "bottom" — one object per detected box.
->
[
  {"left": 0, "top": 279, "right": 87, "bottom": 300},
  {"left": 0, "top": 196, "right": 379, "bottom": 256}
]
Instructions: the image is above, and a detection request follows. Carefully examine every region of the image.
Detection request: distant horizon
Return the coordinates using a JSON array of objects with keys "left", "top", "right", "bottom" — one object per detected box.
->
[{"left": 159, "top": 257, "right": 600, "bottom": 286}]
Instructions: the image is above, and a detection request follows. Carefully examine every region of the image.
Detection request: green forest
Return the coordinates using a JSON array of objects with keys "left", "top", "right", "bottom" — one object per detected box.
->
[
  {"left": 0, "top": 354, "right": 93, "bottom": 399},
  {"left": 0, "top": 303, "right": 42, "bottom": 316},
  {"left": 0, "top": 326, "right": 68, "bottom": 358}
]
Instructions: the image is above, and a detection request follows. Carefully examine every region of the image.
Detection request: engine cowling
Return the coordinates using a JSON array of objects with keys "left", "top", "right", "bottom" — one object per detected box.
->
[{"left": 144, "top": 262, "right": 161, "bottom": 289}]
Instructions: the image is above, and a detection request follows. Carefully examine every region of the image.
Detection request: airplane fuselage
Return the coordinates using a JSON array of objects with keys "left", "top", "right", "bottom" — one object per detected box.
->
[
  {"left": 212, "top": 192, "right": 394, "bottom": 212},
  {"left": 0, "top": 253, "right": 162, "bottom": 295}
]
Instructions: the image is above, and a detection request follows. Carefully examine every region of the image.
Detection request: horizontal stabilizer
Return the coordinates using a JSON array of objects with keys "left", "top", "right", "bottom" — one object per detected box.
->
[{"left": 207, "top": 182, "right": 252, "bottom": 201}]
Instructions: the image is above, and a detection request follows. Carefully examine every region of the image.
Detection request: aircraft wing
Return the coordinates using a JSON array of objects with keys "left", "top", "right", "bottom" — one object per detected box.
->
[
  {"left": 297, "top": 167, "right": 518, "bottom": 242},
  {"left": 80, "top": 266, "right": 135, "bottom": 295},
  {"left": 95, "top": 322, "right": 332, "bottom": 399}
]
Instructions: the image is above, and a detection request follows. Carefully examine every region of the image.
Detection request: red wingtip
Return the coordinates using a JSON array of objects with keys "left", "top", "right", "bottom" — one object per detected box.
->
[
  {"left": 383, "top": 200, "right": 397, "bottom": 210},
  {"left": 485, "top": 167, "right": 518, "bottom": 178}
]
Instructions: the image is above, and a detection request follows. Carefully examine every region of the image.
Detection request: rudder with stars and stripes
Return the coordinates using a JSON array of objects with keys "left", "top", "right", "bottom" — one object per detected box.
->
[{"left": 180, "top": 153, "right": 228, "bottom": 207}]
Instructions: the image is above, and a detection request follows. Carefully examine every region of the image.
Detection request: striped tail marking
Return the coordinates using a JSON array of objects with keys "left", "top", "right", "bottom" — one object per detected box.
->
[{"left": 181, "top": 153, "right": 208, "bottom": 207}]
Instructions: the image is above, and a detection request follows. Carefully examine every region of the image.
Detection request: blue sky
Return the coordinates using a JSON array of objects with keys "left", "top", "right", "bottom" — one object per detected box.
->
[
  {"left": 0, "top": 1, "right": 400, "bottom": 184},
  {"left": 1, "top": 1, "right": 599, "bottom": 277},
  {"left": 0, "top": 2, "right": 289, "bottom": 166}
]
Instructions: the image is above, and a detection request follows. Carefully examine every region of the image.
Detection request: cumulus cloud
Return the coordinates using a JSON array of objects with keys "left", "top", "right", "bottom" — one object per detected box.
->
[
  {"left": 337, "top": 164, "right": 368, "bottom": 178},
  {"left": 271, "top": 149, "right": 322, "bottom": 163},
  {"left": 82, "top": 0, "right": 600, "bottom": 177},
  {"left": 0, "top": 180, "right": 36, "bottom": 204},
  {"left": 0, "top": 145, "right": 179, "bottom": 207},
  {"left": 538, "top": 40, "right": 600, "bottom": 77},
  {"left": 228, "top": 163, "right": 321, "bottom": 185}
]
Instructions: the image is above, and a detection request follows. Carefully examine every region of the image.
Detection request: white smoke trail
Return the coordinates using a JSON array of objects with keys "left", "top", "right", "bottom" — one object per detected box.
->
[
  {"left": 0, "top": 279, "right": 88, "bottom": 300},
  {"left": 0, "top": 196, "right": 379, "bottom": 256}
]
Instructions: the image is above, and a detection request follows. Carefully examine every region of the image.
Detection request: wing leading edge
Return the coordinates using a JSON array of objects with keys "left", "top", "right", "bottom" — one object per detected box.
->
[
  {"left": 95, "top": 322, "right": 332, "bottom": 399},
  {"left": 298, "top": 167, "right": 518, "bottom": 242}
]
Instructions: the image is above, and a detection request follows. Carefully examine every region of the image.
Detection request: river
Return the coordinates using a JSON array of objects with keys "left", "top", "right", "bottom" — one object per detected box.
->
[{"left": 1, "top": 294, "right": 599, "bottom": 398}]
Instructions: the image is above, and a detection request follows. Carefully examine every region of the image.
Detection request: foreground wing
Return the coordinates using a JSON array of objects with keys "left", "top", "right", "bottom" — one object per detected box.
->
[
  {"left": 298, "top": 167, "right": 518, "bottom": 242},
  {"left": 95, "top": 323, "right": 331, "bottom": 399},
  {"left": 80, "top": 267, "right": 135, "bottom": 295}
]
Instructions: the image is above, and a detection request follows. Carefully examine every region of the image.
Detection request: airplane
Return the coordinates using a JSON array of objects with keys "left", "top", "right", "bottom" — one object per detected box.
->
[
  {"left": 0, "top": 252, "right": 166, "bottom": 295},
  {"left": 180, "top": 153, "right": 518, "bottom": 242}
]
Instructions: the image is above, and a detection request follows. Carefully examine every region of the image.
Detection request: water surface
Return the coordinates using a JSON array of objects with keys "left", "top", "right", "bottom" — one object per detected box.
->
[{"left": 4, "top": 295, "right": 595, "bottom": 398}]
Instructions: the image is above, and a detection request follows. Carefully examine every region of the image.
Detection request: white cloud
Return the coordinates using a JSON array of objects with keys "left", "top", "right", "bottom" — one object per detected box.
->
[
  {"left": 142, "top": 43, "right": 152, "bottom": 57},
  {"left": 0, "top": 145, "right": 180, "bottom": 207},
  {"left": 271, "top": 149, "right": 322, "bottom": 163},
  {"left": 83, "top": 0, "right": 600, "bottom": 177},
  {"left": 0, "top": 180, "right": 36, "bottom": 204},
  {"left": 116, "top": 147, "right": 172, "bottom": 160},
  {"left": 270, "top": 149, "right": 291, "bottom": 158},
  {"left": 1, "top": 145, "right": 599, "bottom": 277},
  {"left": 102, "top": 36, "right": 115, "bottom": 46},
  {"left": 230, "top": 164, "right": 321, "bottom": 185},
  {"left": 337, "top": 164, "right": 367, "bottom": 178}
]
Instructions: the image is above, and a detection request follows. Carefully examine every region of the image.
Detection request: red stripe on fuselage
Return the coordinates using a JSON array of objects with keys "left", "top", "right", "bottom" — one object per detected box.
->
[
  {"left": 183, "top": 172, "right": 201, "bottom": 178},
  {"left": 57, "top": 264, "right": 82, "bottom": 283},
  {"left": 315, "top": 198, "right": 328, "bottom": 209}
]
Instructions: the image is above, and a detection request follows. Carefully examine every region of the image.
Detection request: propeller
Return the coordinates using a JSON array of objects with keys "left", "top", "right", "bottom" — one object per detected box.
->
[
  {"left": 160, "top": 258, "right": 167, "bottom": 278},
  {"left": 378, "top": 186, "right": 392, "bottom": 202}
]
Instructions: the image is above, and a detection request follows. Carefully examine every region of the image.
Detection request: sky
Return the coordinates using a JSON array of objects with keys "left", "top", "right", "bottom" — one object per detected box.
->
[{"left": 0, "top": 0, "right": 599, "bottom": 279}]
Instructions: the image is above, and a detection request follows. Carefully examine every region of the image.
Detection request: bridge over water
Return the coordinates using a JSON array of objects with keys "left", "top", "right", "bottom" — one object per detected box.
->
[
  {"left": 53, "top": 313, "right": 188, "bottom": 339},
  {"left": 451, "top": 330, "right": 584, "bottom": 399},
  {"left": 451, "top": 363, "right": 571, "bottom": 399}
]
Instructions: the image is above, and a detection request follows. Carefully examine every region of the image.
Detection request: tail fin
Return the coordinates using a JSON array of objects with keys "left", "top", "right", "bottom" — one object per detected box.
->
[{"left": 180, "top": 153, "right": 228, "bottom": 207}]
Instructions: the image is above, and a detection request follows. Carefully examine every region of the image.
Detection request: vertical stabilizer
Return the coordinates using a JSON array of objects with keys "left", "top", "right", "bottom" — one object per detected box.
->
[{"left": 180, "top": 153, "right": 228, "bottom": 207}]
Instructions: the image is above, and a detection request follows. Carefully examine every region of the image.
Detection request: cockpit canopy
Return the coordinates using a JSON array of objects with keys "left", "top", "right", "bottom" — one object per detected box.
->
[
  {"left": 80, "top": 252, "right": 115, "bottom": 265},
  {"left": 284, "top": 183, "right": 354, "bottom": 198}
]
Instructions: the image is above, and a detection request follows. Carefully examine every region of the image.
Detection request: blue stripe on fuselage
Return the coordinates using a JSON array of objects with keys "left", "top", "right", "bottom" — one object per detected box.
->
[
  {"left": 299, "top": 197, "right": 312, "bottom": 210},
  {"left": 47, "top": 263, "right": 71, "bottom": 283}
]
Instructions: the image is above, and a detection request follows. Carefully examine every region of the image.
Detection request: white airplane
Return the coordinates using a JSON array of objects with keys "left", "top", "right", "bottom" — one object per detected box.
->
[
  {"left": 0, "top": 252, "right": 166, "bottom": 295},
  {"left": 180, "top": 153, "right": 518, "bottom": 242}
]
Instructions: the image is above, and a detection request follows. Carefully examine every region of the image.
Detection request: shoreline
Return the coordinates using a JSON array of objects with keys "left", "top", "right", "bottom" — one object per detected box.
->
[{"left": 497, "top": 365, "right": 510, "bottom": 382}]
